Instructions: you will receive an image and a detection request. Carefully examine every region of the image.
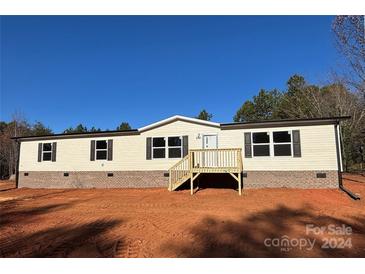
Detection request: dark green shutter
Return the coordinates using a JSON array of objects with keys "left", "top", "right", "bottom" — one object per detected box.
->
[
  {"left": 146, "top": 137, "right": 152, "bottom": 160},
  {"left": 107, "top": 139, "right": 113, "bottom": 161},
  {"left": 90, "top": 140, "right": 96, "bottom": 161},
  {"left": 292, "top": 130, "right": 301, "bottom": 157},
  {"left": 51, "top": 142, "right": 57, "bottom": 162},
  {"left": 182, "top": 136, "right": 188, "bottom": 157},
  {"left": 38, "top": 143, "right": 42, "bottom": 162},
  {"left": 244, "top": 132, "right": 252, "bottom": 158}
]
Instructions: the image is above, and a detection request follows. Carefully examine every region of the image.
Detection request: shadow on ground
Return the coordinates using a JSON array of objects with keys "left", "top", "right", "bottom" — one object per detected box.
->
[
  {"left": 0, "top": 218, "right": 122, "bottom": 257},
  {"left": 1, "top": 203, "right": 72, "bottom": 227},
  {"left": 0, "top": 194, "right": 95, "bottom": 227},
  {"left": 0, "top": 196, "right": 123, "bottom": 258},
  {"left": 163, "top": 204, "right": 365, "bottom": 257},
  {"left": 0, "top": 188, "right": 81, "bottom": 205}
]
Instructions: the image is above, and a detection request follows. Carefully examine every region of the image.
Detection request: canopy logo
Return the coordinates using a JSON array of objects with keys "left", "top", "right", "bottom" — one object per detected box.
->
[{"left": 264, "top": 235, "right": 316, "bottom": 252}]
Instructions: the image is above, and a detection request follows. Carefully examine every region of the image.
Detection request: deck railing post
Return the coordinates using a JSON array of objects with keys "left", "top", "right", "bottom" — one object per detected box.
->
[
  {"left": 189, "top": 151, "right": 193, "bottom": 195},
  {"left": 238, "top": 172, "right": 242, "bottom": 196},
  {"left": 189, "top": 151, "right": 192, "bottom": 171},
  {"left": 169, "top": 170, "right": 172, "bottom": 191}
]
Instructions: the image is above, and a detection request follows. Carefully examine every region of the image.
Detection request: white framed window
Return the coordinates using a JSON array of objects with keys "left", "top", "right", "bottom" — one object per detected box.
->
[
  {"left": 95, "top": 140, "right": 108, "bottom": 160},
  {"left": 252, "top": 132, "right": 270, "bottom": 157},
  {"left": 152, "top": 137, "right": 166, "bottom": 159},
  {"left": 152, "top": 136, "right": 182, "bottom": 159},
  {"left": 273, "top": 131, "right": 292, "bottom": 156},
  {"left": 42, "top": 143, "right": 53, "bottom": 161},
  {"left": 168, "top": 136, "right": 182, "bottom": 158}
]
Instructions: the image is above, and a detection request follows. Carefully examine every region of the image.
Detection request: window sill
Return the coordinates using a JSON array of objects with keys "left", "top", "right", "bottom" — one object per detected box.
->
[{"left": 151, "top": 157, "right": 183, "bottom": 160}]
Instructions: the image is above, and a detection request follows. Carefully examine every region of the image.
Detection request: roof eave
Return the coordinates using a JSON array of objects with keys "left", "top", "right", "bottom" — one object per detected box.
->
[
  {"left": 221, "top": 116, "right": 350, "bottom": 130},
  {"left": 138, "top": 115, "right": 220, "bottom": 132},
  {"left": 12, "top": 129, "right": 140, "bottom": 141}
]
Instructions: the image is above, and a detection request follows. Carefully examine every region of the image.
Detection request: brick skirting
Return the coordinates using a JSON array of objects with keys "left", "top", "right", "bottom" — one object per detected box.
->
[
  {"left": 18, "top": 171, "right": 168, "bottom": 188},
  {"left": 242, "top": 170, "right": 339, "bottom": 189},
  {"left": 18, "top": 170, "right": 339, "bottom": 189}
]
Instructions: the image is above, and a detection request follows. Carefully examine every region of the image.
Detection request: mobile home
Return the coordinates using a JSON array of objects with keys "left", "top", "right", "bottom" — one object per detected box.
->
[{"left": 14, "top": 115, "right": 346, "bottom": 195}]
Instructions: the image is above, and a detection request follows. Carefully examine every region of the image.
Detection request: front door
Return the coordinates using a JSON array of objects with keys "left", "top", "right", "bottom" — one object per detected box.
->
[
  {"left": 202, "top": 135, "right": 218, "bottom": 167},
  {"left": 203, "top": 135, "right": 218, "bottom": 149}
]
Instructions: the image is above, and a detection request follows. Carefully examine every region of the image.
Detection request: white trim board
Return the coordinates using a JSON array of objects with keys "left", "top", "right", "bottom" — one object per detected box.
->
[{"left": 139, "top": 115, "right": 220, "bottom": 132}]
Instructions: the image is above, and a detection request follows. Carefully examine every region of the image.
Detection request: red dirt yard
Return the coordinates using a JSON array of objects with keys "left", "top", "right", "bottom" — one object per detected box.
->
[{"left": 1, "top": 174, "right": 364, "bottom": 258}]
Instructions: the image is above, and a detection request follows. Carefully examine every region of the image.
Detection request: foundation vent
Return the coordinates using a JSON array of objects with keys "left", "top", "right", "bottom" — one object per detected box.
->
[{"left": 316, "top": 173, "right": 327, "bottom": 178}]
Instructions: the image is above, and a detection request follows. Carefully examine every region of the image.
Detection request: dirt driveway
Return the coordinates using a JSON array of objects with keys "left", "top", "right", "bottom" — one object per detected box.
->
[{"left": 0, "top": 174, "right": 364, "bottom": 258}]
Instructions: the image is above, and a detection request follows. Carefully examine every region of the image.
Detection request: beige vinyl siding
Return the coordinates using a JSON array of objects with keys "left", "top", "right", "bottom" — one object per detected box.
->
[
  {"left": 19, "top": 120, "right": 219, "bottom": 171},
  {"left": 219, "top": 124, "right": 338, "bottom": 171},
  {"left": 18, "top": 120, "right": 338, "bottom": 172}
]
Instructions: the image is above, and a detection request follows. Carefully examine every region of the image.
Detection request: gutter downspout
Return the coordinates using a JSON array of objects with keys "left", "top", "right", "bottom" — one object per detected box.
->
[
  {"left": 15, "top": 140, "right": 20, "bottom": 189},
  {"left": 335, "top": 122, "right": 360, "bottom": 200}
]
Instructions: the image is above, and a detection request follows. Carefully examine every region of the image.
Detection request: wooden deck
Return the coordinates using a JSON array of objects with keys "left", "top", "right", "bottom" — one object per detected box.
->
[{"left": 168, "top": 148, "right": 243, "bottom": 195}]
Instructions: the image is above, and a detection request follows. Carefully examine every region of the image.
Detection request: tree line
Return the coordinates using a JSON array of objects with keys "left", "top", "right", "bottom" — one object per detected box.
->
[
  {"left": 0, "top": 16, "right": 364, "bottom": 179},
  {"left": 0, "top": 119, "right": 132, "bottom": 179},
  {"left": 233, "top": 74, "right": 365, "bottom": 171},
  {"left": 0, "top": 116, "right": 54, "bottom": 179},
  {"left": 63, "top": 121, "right": 132, "bottom": 134},
  {"left": 197, "top": 16, "right": 365, "bottom": 171}
]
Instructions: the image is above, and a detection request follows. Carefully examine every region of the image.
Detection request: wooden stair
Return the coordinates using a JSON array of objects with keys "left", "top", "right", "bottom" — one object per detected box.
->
[
  {"left": 168, "top": 154, "right": 190, "bottom": 191},
  {"left": 168, "top": 148, "right": 243, "bottom": 195},
  {"left": 168, "top": 174, "right": 190, "bottom": 191}
]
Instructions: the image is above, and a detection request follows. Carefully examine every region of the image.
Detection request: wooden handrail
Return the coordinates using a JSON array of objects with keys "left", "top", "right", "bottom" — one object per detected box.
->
[
  {"left": 168, "top": 148, "right": 243, "bottom": 191},
  {"left": 190, "top": 148, "right": 242, "bottom": 172},
  {"left": 169, "top": 154, "right": 189, "bottom": 170},
  {"left": 168, "top": 154, "right": 190, "bottom": 190}
]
